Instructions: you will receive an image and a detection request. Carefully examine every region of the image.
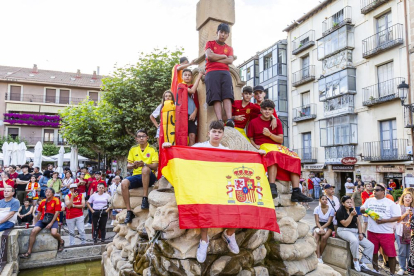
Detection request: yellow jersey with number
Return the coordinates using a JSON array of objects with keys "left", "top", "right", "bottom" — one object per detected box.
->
[{"left": 127, "top": 144, "right": 159, "bottom": 176}]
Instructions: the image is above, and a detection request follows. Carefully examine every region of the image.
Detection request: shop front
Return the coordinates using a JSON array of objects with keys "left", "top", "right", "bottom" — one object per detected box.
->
[
  {"left": 302, "top": 164, "right": 326, "bottom": 180},
  {"left": 332, "top": 165, "right": 355, "bottom": 198},
  {"left": 376, "top": 165, "right": 405, "bottom": 189}
]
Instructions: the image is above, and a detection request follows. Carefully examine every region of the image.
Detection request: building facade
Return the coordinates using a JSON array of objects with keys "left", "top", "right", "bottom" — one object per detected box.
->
[
  {"left": 238, "top": 40, "right": 289, "bottom": 146},
  {"left": 0, "top": 65, "right": 103, "bottom": 148},
  {"left": 284, "top": 0, "right": 412, "bottom": 195}
]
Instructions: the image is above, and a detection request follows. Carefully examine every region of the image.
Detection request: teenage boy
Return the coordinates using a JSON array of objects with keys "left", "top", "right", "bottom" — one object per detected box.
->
[
  {"left": 163, "top": 121, "right": 249, "bottom": 263},
  {"left": 171, "top": 57, "right": 196, "bottom": 93},
  {"left": 204, "top": 23, "right": 235, "bottom": 127},
  {"left": 247, "top": 100, "right": 312, "bottom": 203},
  {"left": 15, "top": 165, "right": 32, "bottom": 205},
  {"left": 253, "top": 85, "right": 278, "bottom": 118},
  {"left": 122, "top": 130, "right": 158, "bottom": 223},
  {"left": 174, "top": 69, "right": 203, "bottom": 146}
]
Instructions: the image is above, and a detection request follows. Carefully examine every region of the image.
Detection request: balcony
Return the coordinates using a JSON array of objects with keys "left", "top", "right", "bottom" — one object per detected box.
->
[
  {"left": 325, "top": 145, "right": 356, "bottom": 164},
  {"left": 323, "top": 95, "right": 355, "bottom": 117},
  {"left": 292, "top": 66, "right": 315, "bottom": 87},
  {"left": 292, "top": 31, "right": 315, "bottom": 55},
  {"left": 24, "top": 137, "right": 67, "bottom": 146},
  {"left": 5, "top": 93, "right": 84, "bottom": 105},
  {"left": 362, "top": 77, "right": 405, "bottom": 106},
  {"left": 404, "top": 104, "right": 414, "bottom": 128},
  {"left": 292, "top": 104, "right": 317, "bottom": 122},
  {"left": 293, "top": 148, "right": 318, "bottom": 163},
  {"left": 362, "top": 24, "right": 404, "bottom": 58},
  {"left": 361, "top": 0, "right": 390, "bottom": 14},
  {"left": 363, "top": 139, "right": 411, "bottom": 161},
  {"left": 322, "top": 6, "right": 352, "bottom": 36}
]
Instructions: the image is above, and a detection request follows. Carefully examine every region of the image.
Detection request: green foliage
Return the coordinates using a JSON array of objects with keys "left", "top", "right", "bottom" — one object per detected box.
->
[
  {"left": 0, "top": 136, "right": 27, "bottom": 151},
  {"left": 42, "top": 143, "right": 60, "bottom": 156},
  {"left": 78, "top": 146, "right": 98, "bottom": 159},
  {"left": 391, "top": 189, "right": 403, "bottom": 201}
]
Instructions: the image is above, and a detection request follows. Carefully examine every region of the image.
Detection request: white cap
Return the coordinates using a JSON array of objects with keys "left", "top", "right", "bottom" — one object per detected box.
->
[{"left": 69, "top": 184, "right": 78, "bottom": 189}]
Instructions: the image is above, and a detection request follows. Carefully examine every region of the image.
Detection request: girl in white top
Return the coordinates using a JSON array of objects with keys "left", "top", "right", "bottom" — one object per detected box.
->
[{"left": 313, "top": 194, "right": 335, "bottom": 264}]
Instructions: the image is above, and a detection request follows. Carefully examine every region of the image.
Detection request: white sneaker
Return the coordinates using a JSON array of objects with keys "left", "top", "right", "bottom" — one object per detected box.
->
[
  {"left": 397, "top": 269, "right": 405, "bottom": 275},
  {"left": 111, "top": 220, "right": 114, "bottom": 226},
  {"left": 84, "top": 223, "right": 91, "bottom": 228},
  {"left": 318, "top": 258, "right": 324, "bottom": 264},
  {"left": 222, "top": 229, "right": 240, "bottom": 254},
  {"left": 196, "top": 239, "right": 209, "bottom": 263},
  {"left": 360, "top": 263, "right": 369, "bottom": 270},
  {"left": 353, "top": 261, "right": 361, "bottom": 272}
]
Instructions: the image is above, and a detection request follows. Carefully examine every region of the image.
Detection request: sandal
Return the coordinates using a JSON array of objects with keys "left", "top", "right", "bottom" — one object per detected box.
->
[
  {"left": 58, "top": 240, "right": 65, "bottom": 252},
  {"left": 19, "top": 252, "right": 31, "bottom": 259}
]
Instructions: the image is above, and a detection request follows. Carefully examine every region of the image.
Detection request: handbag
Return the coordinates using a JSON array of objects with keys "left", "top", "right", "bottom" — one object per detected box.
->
[{"left": 42, "top": 212, "right": 55, "bottom": 224}]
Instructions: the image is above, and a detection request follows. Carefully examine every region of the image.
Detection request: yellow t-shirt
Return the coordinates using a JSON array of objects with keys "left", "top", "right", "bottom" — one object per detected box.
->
[
  {"left": 127, "top": 144, "right": 159, "bottom": 176},
  {"left": 84, "top": 173, "right": 91, "bottom": 180}
]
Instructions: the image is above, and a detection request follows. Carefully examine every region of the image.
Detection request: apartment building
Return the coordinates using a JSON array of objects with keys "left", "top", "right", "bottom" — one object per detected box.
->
[
  {"left": 238, "top": 40, "right": 289, "bottom": 146},
  {"left": 0, "top": 65, "right": 103, "bottom": 147},
  {"left": 284, "top": 0, "right": 412, "bottom": 193}
]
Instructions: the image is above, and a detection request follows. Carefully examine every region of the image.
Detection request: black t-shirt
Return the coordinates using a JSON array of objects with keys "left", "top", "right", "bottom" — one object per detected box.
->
[
  {"left": 16, "top": 173, "right": 33, "bottom": 191},
  {"left": 28, "top": 167, "right": 34, "bottom": 173},
  {"left": 43, "top": 170, "right": 53, "bottom": 178},
  {"left": 33, "top": 172, "right": 43, "bottom": 179},
  {"left": 336, "top": 206, "right": 358, "bottom": 228}
]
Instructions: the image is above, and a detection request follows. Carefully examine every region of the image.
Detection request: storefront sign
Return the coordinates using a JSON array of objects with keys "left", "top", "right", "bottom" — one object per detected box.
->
[
  {"left": 341, "top": 157, "right": 357, "bottom": 165},
  {"left": 303, "top": 164, "right": 325, "bottom": 170},
  {"left": 332, "top": 165, "right": 354, "bottom": 171},
  {"left": 376, "top": 165, "right": 405, "bottom": 173}
]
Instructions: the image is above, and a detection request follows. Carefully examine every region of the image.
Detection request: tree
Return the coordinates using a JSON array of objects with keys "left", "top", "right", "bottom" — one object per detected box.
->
[
  {"left": 42, "top": 143, "right": 60, "bottom": 156},
  {"left": 0, "top": 136, "right": 27, "bottom": 149}
]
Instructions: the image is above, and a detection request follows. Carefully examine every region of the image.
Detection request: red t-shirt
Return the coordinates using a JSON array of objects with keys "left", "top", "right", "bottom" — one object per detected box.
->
[
  {"left": 88, "top": 179, "right": 107, "bottom": 195},
  {"left": 253, "top": 104, "right": 278, "bottom": 119},
  {"left": 307, "top": 179, "right": 314, "bottom": 190},
  {"left": 38, "top": 197, "right": 62, "bottom": 221},
  {"left": 0, "top": 179, "right": 14, "bottom": 200},
  {"left": 389, "top": 182, "right": 397, "bottom": 190},
  {"left": 9, "top": 172, "right": 18, "bottom": 180},
  {"left": 74, "top": 178, "right": 87, "bottom": 194},
  {"left": 247, "top": 116, "right": 283, "bottom": 146},
  {"left": 66, "top": 193, "right": 84, "bottom": 219},
  {"left": 232, "top": 100, "right": 260, "bottom": 129},
  {"left": 204, "top": 40, "right": 234, "bottom": 73},
  {"left": 361, "top": 190, "right": 373, "bottom": 204}
]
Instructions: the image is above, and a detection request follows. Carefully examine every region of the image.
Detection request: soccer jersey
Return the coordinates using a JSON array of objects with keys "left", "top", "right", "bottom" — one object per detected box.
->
[
  {"left": 38, "top": 197, "right": 62, "bottom": 221},
  {"left": 0, "top": 179, "right": 14, "bottom": 200},
  {"left": 232, "top": 100, "right": 260, "bottom": 129},
  {"left": 204, "top": 40, "right": 234, "bottom": 73},
  {"left": 247, "top": 116, "right": 283, "bottom": 145},
  {"left": 127, "top": 144, "right": 159, "bottom": 176},
  {"left": 88, "top": 179, "right": 107, "bottom": 195}
]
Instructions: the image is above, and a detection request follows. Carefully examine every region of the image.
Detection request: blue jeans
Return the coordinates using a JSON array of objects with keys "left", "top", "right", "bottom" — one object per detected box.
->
[
  {"left": 396, "top": 232, "right": 410, "bottom": 271},
  {"left": 0, "top": 221, "right": 15, "bottom": 231},
  {"left": 314, "top": 186, "right": 321, "bottom": 199},
  {"left": 39, "top": 176, "right": 49, "bottom": 198}
]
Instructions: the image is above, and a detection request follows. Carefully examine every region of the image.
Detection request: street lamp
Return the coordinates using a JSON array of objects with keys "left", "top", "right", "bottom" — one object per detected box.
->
[{"left": 398, "top": 80, "right": 409, "bottom": 106}]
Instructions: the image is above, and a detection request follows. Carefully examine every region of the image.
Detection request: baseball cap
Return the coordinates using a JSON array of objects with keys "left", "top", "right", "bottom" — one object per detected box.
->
[
  {"left": 69, "top": 184, "right": 78, "bottom": 189},
  {"left": 324, "top": 184, "right": 335, "bottom": 189},
  {"left": 253, "top": 85, "right": 265, "bottom": 92},
  {"left": 242, "top": 86, "right": 253, "bottom": 93}
]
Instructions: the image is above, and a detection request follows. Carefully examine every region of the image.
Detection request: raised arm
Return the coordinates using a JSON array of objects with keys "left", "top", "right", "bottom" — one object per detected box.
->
[{"left": 188, "top": 73, "right": 203, "bottom": 94}]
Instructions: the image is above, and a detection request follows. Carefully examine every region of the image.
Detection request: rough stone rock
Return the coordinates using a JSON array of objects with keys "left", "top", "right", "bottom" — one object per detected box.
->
[
  {"left": 242, "top": 229, "right": 269, "bottom": 250},
  {"left": 106, "top": 243, "right": 114, "bottom": 257},
  {"left": 125, "top": 229, "right": 137, "bottom": 243},
  {"left": 273, "top": 217, "right": 299, "bottom": 244},
  {"left": 307, "top": 264, "right": 342, "bottom": 276},
  {"left": 152, "top": 203, "right": 185, "bottom": 240},
  {"left": 144, "top": 216, "right": 155, "bottom": 239},
  {"left": 278, "top": 193, "right": 297, "bottom": 207},
  {"left": 297, "top": 222, "right": 310, "bottom": 239},
  {"left": 112, "top": 193, "right": 143, "bottom": 209},
  {"left": 157, "top": 229, "right": 199, "bottom": 259},
  {"left": 210, "top": 255, "right": 233, "bottom": 276},
  {"left": 157, "top": 177, "right": 173, "bottom": 189},
  {"left": 128, "top": 209, "right": 149, "bottom": 230},
  {"left": 179, "top": 259, "right": 202, "bottom": 276},
  {"left": 276, "top": 204, "right": 306, "bottom": 222},
  {"left": 110, "top": 249, "right": 123, "bottom": 267},
  {"left": 117, "top": 224, "right": 129, "bottom": 237},
  {"left": 148, "top": 189, "right": 176, "bottom": 208},
  {"left": 116, "top": 186, "right": 153, "bottom": 197},
  {"left": 209, "top": 251, "right": 254, "bottom": 275},
  {"left": 113, "top": 236, "right": 128, "bottom": 250},
  {"left": 284, "top": 253, "right": 319, "bottom": 275},
  {"left": 252, "top": 244, "right": 267, "bottom": 265},
  {"left": 276, "top": 180, "right": 292, "bottom": 194},
  {"left": 277, "top": 236, "right": 317, "bottom": 261},
  {"left": 133, "top": 205, "right": 149, "bottom": 217},
  {"left": 221, "top": 126, "right": 258, "bottom": 151},
  {"left": 116, "top": 209, "right": 128, "bottom": 224},
  {"left": 254, "top": 266, "right": 269, "bottom": 276},
  {"left": 149, "top": 204, "right": 156, "bottom": 217}
]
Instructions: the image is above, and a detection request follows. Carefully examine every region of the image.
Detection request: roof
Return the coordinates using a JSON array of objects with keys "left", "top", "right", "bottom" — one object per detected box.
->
[
  {"left": 283, "top": 0, "right": 333, "bottom": 32},
  {"left": 0, "top": 65, "right": 104, "bottom": 89}
]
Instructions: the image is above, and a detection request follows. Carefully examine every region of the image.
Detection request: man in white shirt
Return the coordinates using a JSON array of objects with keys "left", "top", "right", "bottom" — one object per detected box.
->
[
  {"left": 109, "top": 176, "right": 122, "bottom": 225},
  {"left": 345, "top": 178, "right": 355, "bottom": 197},
  {"left": 361, "top": 183, "right": 401, "bottom": 274},
  {"left": 324, "top": 184, "right": 340, "bottom": 229}
]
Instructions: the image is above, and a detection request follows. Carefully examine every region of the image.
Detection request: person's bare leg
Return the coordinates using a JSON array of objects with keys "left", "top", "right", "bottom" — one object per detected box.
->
[
  {"left": 200, "top": 228, "right": 208, "bottom": 242},
  {"left": 290, "top": 173, "right": 300, "bottom": 188},
  {"left": 388, "top": 257, "right": 396, "bottom": 274},
  {"left": 268, "top": 165, "right": 277, "bottom": 183},
  {"left": 27, "top": 227, "right": 41, "bottom": 254},
  {"left": 141, "top": 166, "right": 151, "bottom": 197},
  {"left": 373, "top": 254, "right": 379, "bottom": 271},
  {"left": 213, "top": 101, "right": 223, "bottom": 121},
  {"left": 320, "top": 230, "right": 332, "bottom": 256},
  {"left": 226, "top": 228, "right": 236, "bottom": 236},
  {"left": 314, "top": 233, "right": 321, "bottom": 257},
  {"left": 223, "top": 99, "right": 232, "bottom": 120},
  {"left": 189, "top": 133, "right": 196, "bottom": 146},
  {"left": 121, "top": 179, "right": 131, "bottom": 210},
  {"left": 50, "top": 228, "right": 62, "bottom": 244}
]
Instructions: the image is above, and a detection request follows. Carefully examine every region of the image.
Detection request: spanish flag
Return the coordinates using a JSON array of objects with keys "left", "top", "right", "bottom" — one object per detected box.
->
[{"left": 161, "top": 146, "right": 279, "bottom": 232}]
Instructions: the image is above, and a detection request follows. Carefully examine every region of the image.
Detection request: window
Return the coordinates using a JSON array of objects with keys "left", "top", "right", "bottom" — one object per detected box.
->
[
  {"left": 278, "top": 47, "right": 287, "bottom": 76},
  {"left": 332, "top": 9, "right": 344, "bottom": 26},
  {"left": 323, "top": 95, "right": 354, "bottom": 116},
  {"left": 301, "top": 92, "right": 311, "bottom": 115},
  {"left": 317, "top": 25, "right": 354, "bottom": 60},
  {"left": 319, "top": 68, "right": 356, "bottom": 101},
  {"left": 377, "top": 62, "right": 394, "bottom": 97},
  {"left": 302, "top": 133, "right": 312, "bottom": 159},
  {"left": 59, "top": 89, "right": 70, "bottom": 104},
  {"left": 45, "top": 88, "right": 57, "bottom": 103},
  {"left": 278, "top": 81, "right": 288, "bottom": 112},
  {"left": 7, "top": 128, "right": 19, "bottom": 139},
  {"left": 279, "top": 116, "right": 289, "bottom": 147},
  {"left": 376, "top": 12, "right": 392, "bottom": 45},
  {"left": 380, "top": 119, "right": 397, "bottom": 157},
  {"left": 44, "top": 129, "right": 55, "bottom": 143},
  {"left": 320, "top": 115, "right": 357, "bottom": 146},
  {"left": 264, "top": 53, "right": 272, "bottom": 70},
  {"left": 88, "top": 92, "right": 99, "bottom": 103},
  {"left": 302, "top": 56, "right": 310, "bottom": 79},
  {"left": 9, "top": 85, "right": 22, "bottom": 101}
]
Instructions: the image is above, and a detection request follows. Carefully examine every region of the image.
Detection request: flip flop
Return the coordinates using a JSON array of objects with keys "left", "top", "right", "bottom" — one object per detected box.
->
[
  {"left": 58, "top": 240, "right": 65, "bottom": 252},
  {"left": 19, "top": 252, "right": 31, "bottom": 259}
]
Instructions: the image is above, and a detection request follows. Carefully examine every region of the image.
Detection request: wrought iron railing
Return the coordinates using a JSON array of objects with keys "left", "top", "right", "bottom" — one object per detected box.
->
[
  {"left": 362, "top": 77, "right": 405, "bottom": 106},
  {"left": 292, "top": 104, "right": 317, "bottom": 122},
  {"left": 292, "top": 66, "right": 315, "bottom": 87},
  {"left": 293, "top": 148, "right": 318, "bottom": 163},
  {"left": 5, "top": 93, "right": 85, "bottom": 105},
  {"left": 364, "top": 139, "right": 411, "bottom": 161},
  {"left": 24, "top": 137, "right": 67, "bottom": 146},
  {"left": 404, "top": 104, "right": 414, "bottom": 128},
  {"left": 360, "top": 0, "right": 390, "bottom": 14},
  {"left": 322, "top": 6, "right": 352, "bottom": 36},
  {"left": 362, "top": 24, "right": 404, "bottom": 58},
  {"left": 292, "top": 30, "right": 315, "bottom": 55}
]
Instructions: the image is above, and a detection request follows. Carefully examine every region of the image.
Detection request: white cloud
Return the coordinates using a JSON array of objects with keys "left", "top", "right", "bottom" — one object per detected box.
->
[{"left": 0, "top": 0, "right": 319, "bottom": 75}]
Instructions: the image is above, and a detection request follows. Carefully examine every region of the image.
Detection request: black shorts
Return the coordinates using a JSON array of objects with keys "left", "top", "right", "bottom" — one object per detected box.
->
[
  {"left": 188, "top": 116, "right": 197, "bottom": 134},
  {"left": 126, "top": 172, "right": 156, "bottom": 189},
  {"left": 205, "top": 70, "right": 234, "bottom": 106},
  {"left": 319, "top": 221, "right": 334, "bottom": 231}
]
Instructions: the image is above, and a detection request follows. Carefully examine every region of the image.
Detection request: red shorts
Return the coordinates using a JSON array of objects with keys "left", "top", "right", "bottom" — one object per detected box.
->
[{"left": 367, "top": 231, "right": 397, "bottom": 257}]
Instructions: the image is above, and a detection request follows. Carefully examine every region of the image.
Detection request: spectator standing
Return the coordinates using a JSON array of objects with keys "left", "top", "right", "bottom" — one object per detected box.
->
[
  {"left": 345, "top": 178, "right": 355, "bottom": 197},
  {"left": 0, "top": 172, "right": 14, "bottom": 200},
  {"left": 28, "top": 162, "right": 34, "bottom": 173},
  {"left": 313, "top": 195, "right": 335, "bottom": 264},
  {"left": 336, "top": 196, "right": 374, "bottom": 272},
  {"left": 87, "top": 183, "right": 110, "bottom": 244},
  {"left": 307, "top": 176, "right": 314, "bottom": 199},
  {"left": 0, "top": 188, "right": 19, "bottom": 231},
  {"left": 39, "top": 164, "right": 54, "bottom": 198},
  {"left": 361, "top": 182, "right": 374, "bottom": 234},
  {"left": 65, "top": 184, "right": 86, "bottom": 245},
  {"left": 352, "top": 185, "right": 363, "bottom": 224},
  {"left": 15, "top": 165, "right": 32, "bottom": 204},
  {"left": 389, "top": 179, "right": 397, "bottom": 190},
  {"left": 17, "top": 199, "right": 34, "bottom": 225},
  {"left": 47, "top": 172, "right": 62, "bottom": 198},
  {"left": 396, "top": 192, "right": 414, "bottom": 275},
  {"left": 109, "top": 176, "right": 122, "bottom": 225},
  {"left": 361, "top": 183, "right": 401, "bottom": 274},
  {"left": 74, "top": 172, "right": 87, "bottom": 197},
  {"left": 354, "top": 176, "right": 364, "bottom": 187},
  {"left": 311, "top": 174, "right": 321, "bottom": 199}
]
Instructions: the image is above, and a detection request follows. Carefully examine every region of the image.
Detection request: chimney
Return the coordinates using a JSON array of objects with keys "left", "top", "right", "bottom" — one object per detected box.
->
[
  {"left": 92, "top": 71, "right": 97, "bottom": 79},
  {"left": 76, "top": 69, "right": 81, "bottom": 78},
  {"left": 32, "top": 64, "right": 38, "bottom": 73}
]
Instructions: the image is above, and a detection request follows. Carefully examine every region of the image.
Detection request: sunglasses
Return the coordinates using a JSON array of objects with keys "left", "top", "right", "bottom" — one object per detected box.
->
[{"left": 374, "top": 188, "right": 384, "bottom": 192}]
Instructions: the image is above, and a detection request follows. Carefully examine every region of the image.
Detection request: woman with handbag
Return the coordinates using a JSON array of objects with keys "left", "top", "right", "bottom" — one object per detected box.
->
[
  {"left": 25, "top": 175, "right": 40, "bottom": 206},
  {"left": 86, "top": 183, "right": 111, "bottom": 244},
  {"left": 19, "top": 188, "right": 64, "bottom": 259},
  {"left": 396, "top": 191, "right": 414, "bottom": 275}
]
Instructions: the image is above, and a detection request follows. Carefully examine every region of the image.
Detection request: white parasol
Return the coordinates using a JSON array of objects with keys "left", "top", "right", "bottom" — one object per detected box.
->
[
  {"left": 2, "top": 142, "right": 10, "bottom": 167},
  {"left": 10, "top": 142, "right": 18, "bottom": 165},
  {"left": 17, "top": 142, "right": 27, "bottom": 165},
  {"left": 69, "top": 146, "right": 78, "bottom": 174},
  {"left": 56, "top": 146, "right": 65, "bottom": 174},
  {"left": 34, "top": 141, "right": 43, "bottom": 168}
]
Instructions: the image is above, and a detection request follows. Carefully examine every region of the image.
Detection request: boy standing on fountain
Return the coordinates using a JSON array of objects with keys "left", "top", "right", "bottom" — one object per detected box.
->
[{"left": 204, "top": 23, "right": 235, "bottom": 127}]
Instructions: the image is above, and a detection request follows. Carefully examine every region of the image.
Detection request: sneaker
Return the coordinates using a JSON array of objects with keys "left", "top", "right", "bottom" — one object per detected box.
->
[
  {"left": 270, "top": 183, "right": 278, "bottom": 198},
  {"left": 397, "top": 269, "right": 405, "bottom": 275},
  {"left": 222, "top": 229, "right": 240, "bottom": 254},
  {"left": 124, "top": 210, "right": 135, "bottom": 224},
  {"left": 225, "top": 119, "right": 235, "bottom": 128},
  {"left": 111, "top": 220, "right": 114, "bottom": 226},
  {"left": 141, "top": 197, "right": 149, "bottom": 210},
  {"left": 84, "top": 223, "right": 91, "bottom": 228},
  {"left": 291, "top": 190, "right": 313, "bottom": 203},
  {"left": 372, "top": 269, "right": 380, "bottom": 274},
  {"left": 196, "top": 239, "right": 209, "bottom": 263},
  {"left": 353, "top": 261, "right": 361, "bottom": 272},
  {"left": 318, "top": 257, "right": 324, "bottom": 264}
]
